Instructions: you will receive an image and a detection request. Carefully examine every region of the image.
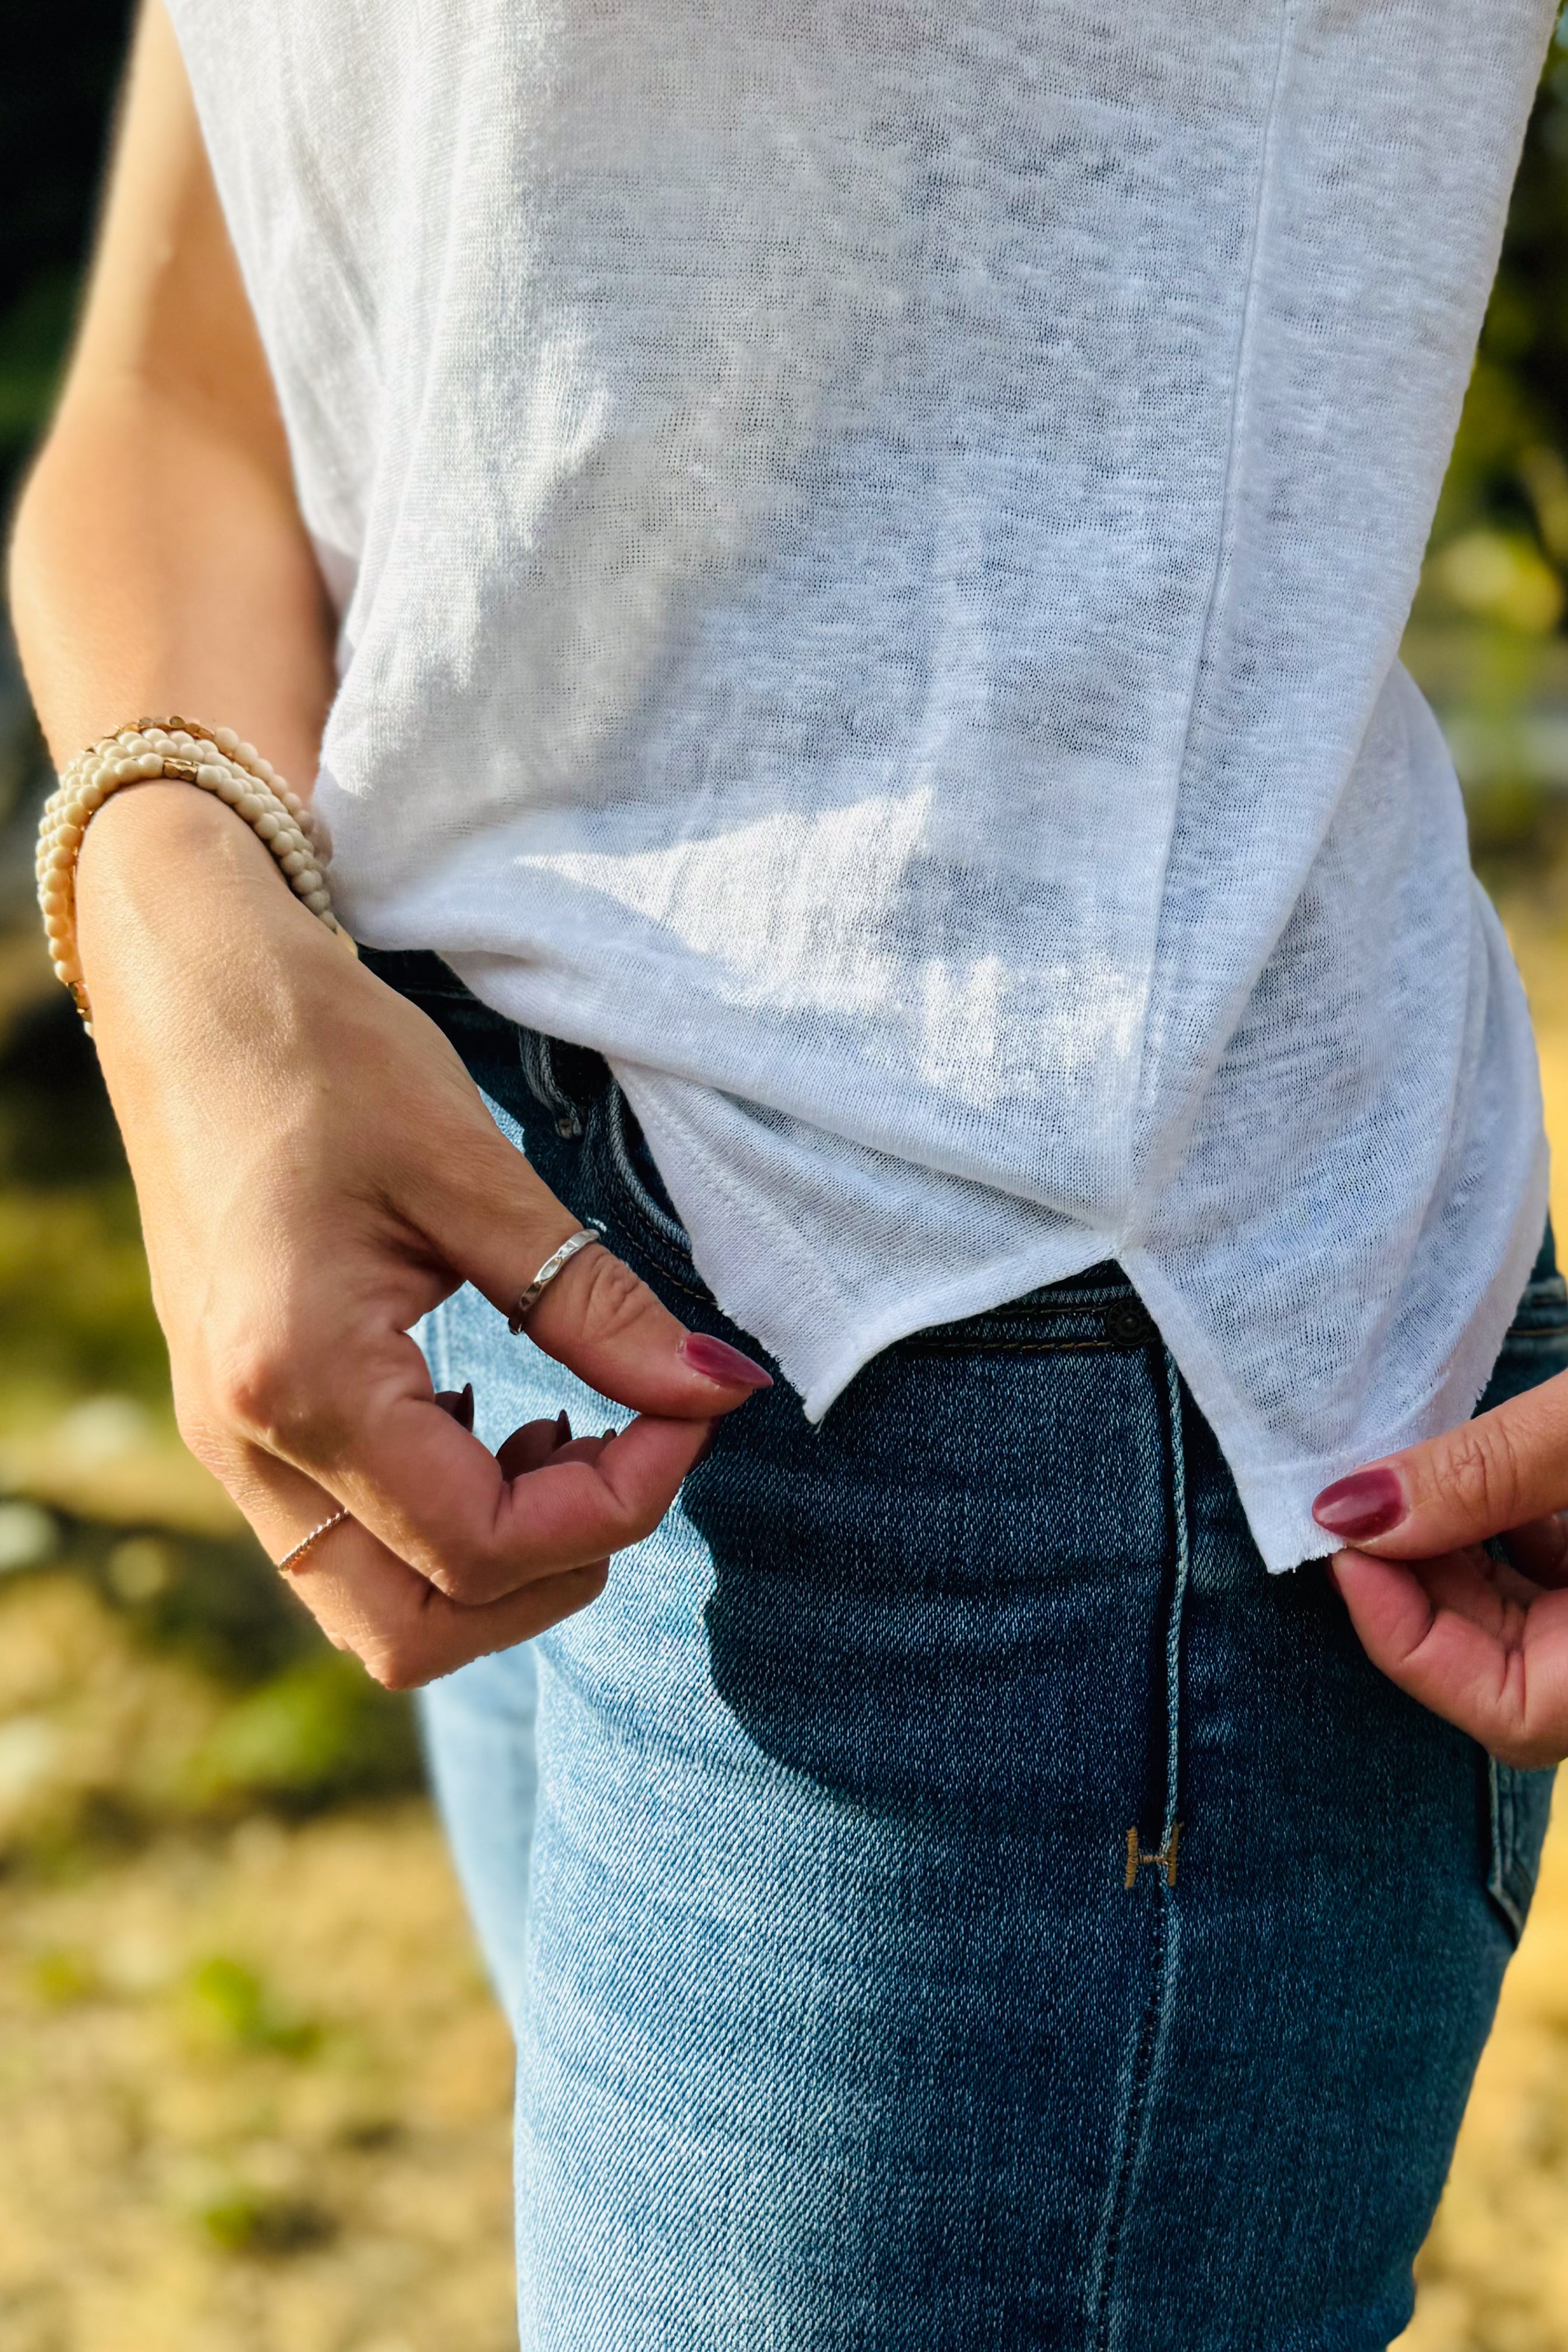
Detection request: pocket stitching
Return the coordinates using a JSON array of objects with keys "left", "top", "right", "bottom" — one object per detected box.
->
[{"left": 1486, "top": 1755, "right": 1553, "bottom": 1944}]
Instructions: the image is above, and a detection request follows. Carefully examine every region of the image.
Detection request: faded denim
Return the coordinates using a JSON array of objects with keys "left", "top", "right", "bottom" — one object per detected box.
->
[{"left": 368, "top": 949, "right": 1562, "bottom": 2352}]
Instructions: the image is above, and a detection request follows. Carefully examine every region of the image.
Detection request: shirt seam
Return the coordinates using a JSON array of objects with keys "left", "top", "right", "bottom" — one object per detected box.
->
[{"left": 1123, "top": 0, "right": 1299, "bottom": 1207}]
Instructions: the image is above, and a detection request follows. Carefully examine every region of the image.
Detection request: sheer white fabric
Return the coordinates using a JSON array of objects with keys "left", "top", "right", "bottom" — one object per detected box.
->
[{"left": 171, "top": 0, "right": 1555, "bottom": 1568}]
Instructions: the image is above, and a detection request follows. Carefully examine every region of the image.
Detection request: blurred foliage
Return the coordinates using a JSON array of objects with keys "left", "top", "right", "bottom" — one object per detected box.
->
[
  {"left": 0, "top": 1173, "right": 165, "bottom": 1400},
  {"left": 1430, "top": 22, "right": 1568, "bottom": 573},
  {"left": 0, "top": 0, "right": 131, "bottom": 477},
  {"left": 0, "top": 1562, "right": 421, "bottom": 1873},
  {"left": 0, "top": 270, "right": 81, "bottom": 477},
  {"left": 190, "top": 1653, "right": 422, "bottom": 1809},
  {"left": 1399, "top": 10, "right": 1568, "bottom": 869},
  {"left": 0, "top": 1806, "right": 519, "bottom": 2345},
  {"left": 185, "top": 1954, "right": 321, "bottom": 2057}
]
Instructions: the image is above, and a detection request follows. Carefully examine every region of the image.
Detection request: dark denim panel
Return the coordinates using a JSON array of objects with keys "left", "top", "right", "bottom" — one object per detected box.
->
[
  {"left": 380, "top": 943, "right": 1555, "bottom": 2351},
  {"left": 1475, "top": 1221, "right": 1568, "bottom": 1414},
  {"left": 1489, "top": 1759, "right": 1556, "bottom": 1941},
  {"left": 1124, "top": 1391, "right": 1511, "bottom": 2344},
  {"left": 1472, "top": 1223, "right": 1568, "bottom": 1941}
]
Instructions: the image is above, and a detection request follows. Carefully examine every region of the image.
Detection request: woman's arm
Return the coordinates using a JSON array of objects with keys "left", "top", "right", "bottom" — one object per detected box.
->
[
  {"left": 9, "top": 0, "right": 333, "bottom": 776},
  {"left": 8, "top": 1, "right": 767, "bottom": 1686}
]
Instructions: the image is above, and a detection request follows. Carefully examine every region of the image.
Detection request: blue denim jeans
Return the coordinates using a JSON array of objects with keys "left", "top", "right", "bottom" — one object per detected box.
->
[{"left": 367, "top": 948, "right": 1562, "bottom": 2352}]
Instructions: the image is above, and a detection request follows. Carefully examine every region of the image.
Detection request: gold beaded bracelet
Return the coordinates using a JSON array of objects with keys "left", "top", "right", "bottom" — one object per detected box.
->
[{"left": 37, "top": 716, "right": 356, "bottom": 1031}]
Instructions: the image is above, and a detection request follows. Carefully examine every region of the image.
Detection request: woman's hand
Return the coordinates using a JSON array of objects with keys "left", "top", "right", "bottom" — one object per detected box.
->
[
  {"left": 6, "top": 6, "right": 768, "bottom": 1688},
  {"left": 76, "top": 781, "right": 769, "bottom": 1688},
  {"left": 1313, "top": 1378, "right": 1568, "bottom": 1767}
]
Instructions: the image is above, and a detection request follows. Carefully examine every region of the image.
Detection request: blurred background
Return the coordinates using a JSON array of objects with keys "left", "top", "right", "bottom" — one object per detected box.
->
[{"left": 2, "top": 8, "right": 1568, "bottom": 2350}]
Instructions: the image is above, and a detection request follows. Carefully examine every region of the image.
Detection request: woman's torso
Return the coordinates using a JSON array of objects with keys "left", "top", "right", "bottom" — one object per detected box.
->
[{"left": 169, "top": 0, "right": 1555, "bottom": 1564}]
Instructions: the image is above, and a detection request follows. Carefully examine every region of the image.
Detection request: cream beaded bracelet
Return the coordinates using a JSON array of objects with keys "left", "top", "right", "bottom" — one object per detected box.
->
[{"left": 37, "top": 716, "right": 356, "bottom": 1030}]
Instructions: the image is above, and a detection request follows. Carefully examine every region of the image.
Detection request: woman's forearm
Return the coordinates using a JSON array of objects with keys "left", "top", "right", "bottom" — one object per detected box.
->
[
  {"left": 7, "top": 0, "right": 333, "bottom": 787},
  {"left": 10, "top": 383, "right": 334, "bottom": 787}
]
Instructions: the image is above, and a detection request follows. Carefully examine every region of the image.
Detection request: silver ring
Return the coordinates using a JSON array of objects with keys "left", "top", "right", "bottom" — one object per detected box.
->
[
  {"left": 276, "top": 1506, "right": 351, "bottom": 1574},
  {"left": 508, "top": 1227, "right": 603, "bottom": 1334}
]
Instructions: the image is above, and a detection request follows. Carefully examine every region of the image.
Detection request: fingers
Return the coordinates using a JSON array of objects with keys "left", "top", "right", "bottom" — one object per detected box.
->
[
  {"left": 183, "top": 1071, "right": 768, "bottom": 1603},
  {"left": 522, "top": 1241, "right": 772, "bottom": 1415},
  {"left": 284, "top": 1507, "right": 610, "bottom": 1689},
  {"left": 315, "top": 1341, "right": 713, "bottom": 1601},
  {"left": 256, "top": 1393, "right": 620, "bottom": 1686},
  {"left": 1501, "top": 1513, "right": 1568, "bottom": 1587},
  {"left": 1311, "top": 1367, "right": 1568, "bottom": 1559},
  {"left": 1314, "top": 1366, "right": 1568, "bottom": 1764},
  {"left": 205, "top": 1258, "right": 720, "bottom": 1599},
  {"left": 495, "top": 1410, "right": 596, "bottom": 1479},
  {"left": 415, "top": 1114, "right": 771, "bottom": 1419},
  {"left": 433, "top": 1382, "right": 475, "bottom": 1432},
  {"left": 1331, "top": 1545, "right": 1568, "bottom": 1767}
]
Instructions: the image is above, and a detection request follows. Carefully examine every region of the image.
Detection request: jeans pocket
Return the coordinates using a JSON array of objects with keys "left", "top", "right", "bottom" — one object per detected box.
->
[{"left": 1486, "top": 1756, "right": 1557, "bottom": 1943}]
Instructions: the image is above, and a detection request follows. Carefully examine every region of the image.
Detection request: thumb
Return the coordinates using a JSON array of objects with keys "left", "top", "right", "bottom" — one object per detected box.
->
[
  {"left": 426, "top": 1119, "right": 773, "bottom": 1421},
  {"left": 1311, "top": 1366, "right": 1568, "bottom": 1558}
]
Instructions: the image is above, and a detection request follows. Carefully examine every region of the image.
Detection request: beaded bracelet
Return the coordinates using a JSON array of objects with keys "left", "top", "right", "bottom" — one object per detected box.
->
[{"left": 37, "top": 716, "right": 356, "bottom": 1030}]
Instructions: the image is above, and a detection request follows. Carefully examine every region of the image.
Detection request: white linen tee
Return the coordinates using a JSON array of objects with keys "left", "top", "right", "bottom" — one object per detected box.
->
[{"left": 169, "top": 0, "right": 1558, "bottom": 1569}]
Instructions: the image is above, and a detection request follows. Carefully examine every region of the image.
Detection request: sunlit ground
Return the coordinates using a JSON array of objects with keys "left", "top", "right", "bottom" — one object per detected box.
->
[{"left": 2, "top": 867, "right": 1568, "bottom": 2349}]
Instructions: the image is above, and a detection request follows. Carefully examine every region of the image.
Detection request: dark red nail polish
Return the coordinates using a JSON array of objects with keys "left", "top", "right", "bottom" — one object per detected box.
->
[
  {"left": 554, "top": 1409, "right": 572, "bottom": 1447},
  {"left": 1311, "top": 1466, "right": 1407, "bottom": 1541},
  {"left": 434, "top": 1383, "right": 475, "bottom": 1432},
  {"left": 678, "top": 1332, "right": 774, "bottom": 1390}
]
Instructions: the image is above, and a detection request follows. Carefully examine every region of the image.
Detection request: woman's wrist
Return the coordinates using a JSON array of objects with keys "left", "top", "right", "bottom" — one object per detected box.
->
[
  {"left": 44, "top": 720, "right": 348, "bottom": 1027},
  {"left": 75, "top": 778, "right": 342, "bottom": 1053},
  {"left": 76, "top": 773, "right": 273, "bottom": 942}
]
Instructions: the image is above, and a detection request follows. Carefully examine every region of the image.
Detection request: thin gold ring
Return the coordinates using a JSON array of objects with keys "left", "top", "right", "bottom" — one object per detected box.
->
[{"left": 276, "top": 1506, "right": 352, "bottom": 1574}]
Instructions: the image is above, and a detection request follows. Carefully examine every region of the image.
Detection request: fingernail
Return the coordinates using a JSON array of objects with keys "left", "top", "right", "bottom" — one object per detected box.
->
[
  {"left": 1311, "top": 1466, "right": 1407, "bottom": 1540},
  {"left": 434, "top": 1382, "right": 476, "bottom": 1432},
  {"left": 678, "top": 1332, "right": 774, "bottom": 1389},
  {"left": 554, "top": 1409, "right": 572, "bottom": 1447}
]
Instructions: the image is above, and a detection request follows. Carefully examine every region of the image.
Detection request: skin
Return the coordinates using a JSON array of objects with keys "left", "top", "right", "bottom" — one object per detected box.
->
[
  {"left": 1318, "top": 1379, "right": 1568, "bottom": 1769},
  {"left": 7, "top": 0, "right": 763, "bottom": 1689}
]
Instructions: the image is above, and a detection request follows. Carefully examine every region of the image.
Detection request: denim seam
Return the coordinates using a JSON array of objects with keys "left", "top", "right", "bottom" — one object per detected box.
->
[
  {"left": 1088, "top": 1352, "right": 1192, "bottom": 2347},
  {"left": 1088, "top": 1895, "right": 1174, "bottom": 2352},
  {"left": 1162, "top": 1349, "right": 1191, "bottom": 1852},
  {"left": 1487, "top": 1758, "right": 1532, "bottom": 1941}
]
